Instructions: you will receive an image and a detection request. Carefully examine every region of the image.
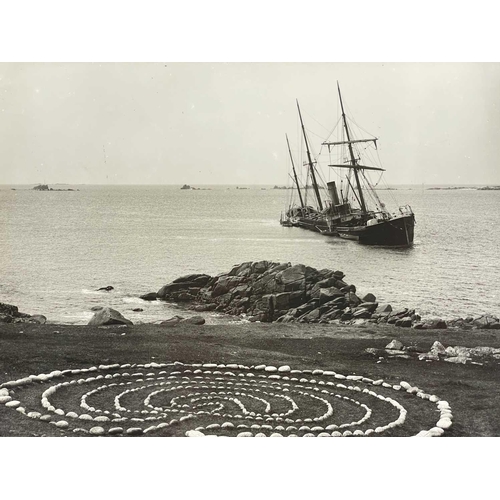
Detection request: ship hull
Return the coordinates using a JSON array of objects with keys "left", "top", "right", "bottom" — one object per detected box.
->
[{"left": 337, "top": 214, "right": 415, "bottom": 246}]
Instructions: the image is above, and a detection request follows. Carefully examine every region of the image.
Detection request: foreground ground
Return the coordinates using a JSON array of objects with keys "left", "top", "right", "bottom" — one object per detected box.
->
[{"left": 0, "top": 321, "right": 499, "bottom": 437}]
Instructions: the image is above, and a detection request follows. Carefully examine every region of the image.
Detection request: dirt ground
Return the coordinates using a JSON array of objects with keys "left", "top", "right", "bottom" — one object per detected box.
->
[{"left": 1, "top": 321, "right": 499, "bottom": 437}]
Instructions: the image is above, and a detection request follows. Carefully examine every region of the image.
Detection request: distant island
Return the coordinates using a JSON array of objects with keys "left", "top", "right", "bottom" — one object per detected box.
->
[
  {"left": 428, "top": 186, "right": 500, "bottom": 191},
  {"left": 32, "top": 184, "right": 77, "bottom": 191},
  {"left": 180, "top": 184, "right": 210, "bottom": 191},
  {"left": 273, "top": 185, "right": 325, "bottom": 190}
]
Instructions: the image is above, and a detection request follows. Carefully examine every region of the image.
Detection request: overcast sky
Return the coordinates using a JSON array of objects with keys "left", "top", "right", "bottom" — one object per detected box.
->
[{"left": 1, "top": 62, "right": 499, "bottom": 186}]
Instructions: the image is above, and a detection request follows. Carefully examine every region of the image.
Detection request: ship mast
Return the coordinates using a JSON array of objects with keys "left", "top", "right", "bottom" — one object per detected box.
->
[
  {"left": 337, "top": 82, "right": 368, "bottom": 215},
  {"left": 296, "top": 100, "right": 323, "bottom": 211},
  {"left": 286, "top": 134, "right": 305, "bottom": 209}
]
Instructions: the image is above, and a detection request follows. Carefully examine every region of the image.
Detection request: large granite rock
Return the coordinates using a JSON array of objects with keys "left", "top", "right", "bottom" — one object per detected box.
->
[
  {"left": 154, "top": 261, "right": 500, "bottom": 330},
  {"left": 88, "top": 307, "right": 133, "bottom": 326}
]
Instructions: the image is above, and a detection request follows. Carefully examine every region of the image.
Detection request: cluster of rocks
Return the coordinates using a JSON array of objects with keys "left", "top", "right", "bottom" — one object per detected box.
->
[
  {"left": 0, "top": 302, "right": 46, "bottom": 325},
  {"left": 367, "top": 339, "right": 500, "bottom": 366},
  {"left": 148, "top": 261, "right": 500, "bottom": 330}
]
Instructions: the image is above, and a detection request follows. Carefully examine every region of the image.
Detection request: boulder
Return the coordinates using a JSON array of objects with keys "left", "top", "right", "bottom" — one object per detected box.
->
[
  {"left": 395, "top": 316, "right": 412, "bottom": 327},
  {"left": 140, "top": 292, "right": 158, "bottom": 301},
  {"left": 422, "top": 318, "right": 447, "bottom": 330},
  {"left": 385, "top": 339, "right": 404, "bottom": 350},
  {"left": 0, "top": 314, "right": 13, "bottom": 323},
  {"left": 353, "top": 308, "right": 371, "bottom": 319},
  {"left": 160, "top": 316, "right": 184, "bottom": 327},
  {"left": 430, "top": 341, "right": 446, "bottom": 355},
  {"left": 29, "top": 314, "right": 47, "bottom": 324},
  {"left": 276, "top": 264, "right": 306, "bottom": 292},
  {"left": 319, "top": 287, "right": 344, "bottom": 304},
  {"left": 378, "top": 304, "right": 393, "bottom": 313},
  {"left": 179, "top": 316, "right": 206, "bottom": 325},
  {"left": 228, "top": 262, "right": 253, "bottom": 277},
  {"left": 0, "top": 302, "right": 18, "bottom": 316},
  {"left": 346, "top": 292, "right": 361, "bottom": 306},
  {"left": 172, "top": 274, "right": 211, "bottom": 286},
  {"left": 88, "top": 307, "right": 133, "bottom": 327},
  {"left": 362, "top": 293, "right": 376, "bottom": 303},
  {"left": 358, "top": 302, "right": 378, "bottom": 313},
  {"left": 473, "top": 315, "right": 500, "bottom": 329}
]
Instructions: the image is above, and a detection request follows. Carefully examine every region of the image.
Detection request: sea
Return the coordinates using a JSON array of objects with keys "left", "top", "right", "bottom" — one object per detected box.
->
[{"left": 1, "top": 184, "right": 499, "bottom": 325}]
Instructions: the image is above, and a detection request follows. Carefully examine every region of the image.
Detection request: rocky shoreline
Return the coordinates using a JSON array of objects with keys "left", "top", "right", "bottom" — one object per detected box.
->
[
  {"left": 146, "top": 260, "right": 500, "bottom": 331},
  {"left": 2, "top": 260, "right": 499, "bottom": 330}
]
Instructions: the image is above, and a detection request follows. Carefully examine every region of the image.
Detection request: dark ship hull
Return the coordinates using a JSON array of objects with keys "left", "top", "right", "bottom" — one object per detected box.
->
[{"left": 337, "top": 214, "right": 415, "bottom": 246}]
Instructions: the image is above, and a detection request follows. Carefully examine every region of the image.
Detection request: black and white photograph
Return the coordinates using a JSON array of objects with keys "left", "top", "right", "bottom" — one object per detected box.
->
[{"left": 0, "top": 1, "right": 498, "bottom": 498}]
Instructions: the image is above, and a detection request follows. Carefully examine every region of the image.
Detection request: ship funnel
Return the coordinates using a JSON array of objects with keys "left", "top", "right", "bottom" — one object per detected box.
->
[{"left": 327, "top": 181, "right": 340, "bottom": 205}]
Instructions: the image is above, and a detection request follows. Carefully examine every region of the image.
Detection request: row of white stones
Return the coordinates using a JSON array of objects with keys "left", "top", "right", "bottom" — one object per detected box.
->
[{"left": 0, "top": 362, "right": 453, "bottom": 436}]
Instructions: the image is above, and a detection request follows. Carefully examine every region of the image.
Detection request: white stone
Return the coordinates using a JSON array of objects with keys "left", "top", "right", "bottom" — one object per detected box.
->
[
  {"left": 425, "top": 427, "right": 445, "bottom": 437},
  {"left": 89, "top": 426, "right": 105, "bottom": 435},
  {"left": 255, "top": 433, "right": 267, "bottom": 437},
  {"left": 237, "top": 432, "right": 253, "bottom": 437},
  {"left": 436, "top": 418, "right": 452, "bottom": 430},
  {"left": 5, "top": 400, "right": 20, "bottom": 408},
  {"left": 55, "top": 420, "right": 69, "bottom": 428},
  {"left": 400, "top": 381, "right": 411, "bottom": 390},
  {"left": 0, "top": 388, "right": 10, "bottom": 396},
  {"left": 94, "top": 416, "right": 110, "bottom": 422},
  {"left": 414, "top": 430, "right": 428, "bottom": 437},
  {"left": 126, "top": 427, "right": 143, "bottom": 435},
  {"left": 186, "top": 430, "right": 205, "bottom": 437},
  {"left": 331, "top": 431, "right": 342, "bottom": 437},
  {"left": 264, "top": 366, "right": 278, "bottom": 372},
  {"left": 54, "top": 409, "right": 65, "bottom": 416},
  {"left": 278, "top": 365, "right": 291, "bottom": 373},
  {"left": 0, "top": 396, "right": 12, "bottom": 404}
]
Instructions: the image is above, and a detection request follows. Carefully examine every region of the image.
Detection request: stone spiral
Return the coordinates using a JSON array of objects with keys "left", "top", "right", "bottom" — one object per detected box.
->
[{"left": 0, "top": 362, "right": 452, "bottom": 437}]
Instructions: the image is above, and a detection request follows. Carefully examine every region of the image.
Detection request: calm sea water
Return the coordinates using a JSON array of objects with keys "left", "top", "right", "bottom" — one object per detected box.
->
[{"left": 1, "top": 185, "right": 499, "bottom": 324}]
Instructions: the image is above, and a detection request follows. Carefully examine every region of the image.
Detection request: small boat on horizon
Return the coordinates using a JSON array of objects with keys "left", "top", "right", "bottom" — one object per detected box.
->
[{"left": 280, "top": 83, "right": 415, "bottom": 247}]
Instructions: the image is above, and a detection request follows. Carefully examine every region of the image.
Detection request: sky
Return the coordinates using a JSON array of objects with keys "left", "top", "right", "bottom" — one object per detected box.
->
[{"left": 1, "top": 62, "right": 500, "bottom": 186}]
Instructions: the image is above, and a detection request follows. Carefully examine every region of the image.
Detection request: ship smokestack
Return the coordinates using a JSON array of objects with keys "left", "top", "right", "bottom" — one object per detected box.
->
[{"left": 327, "top": 181, "right": 340, "bottom": 206}]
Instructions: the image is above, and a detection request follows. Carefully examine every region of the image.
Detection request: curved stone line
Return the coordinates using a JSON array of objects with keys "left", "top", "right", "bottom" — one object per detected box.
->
[{"left": 0, "top": 362, "right": 452, "bottom": 437}]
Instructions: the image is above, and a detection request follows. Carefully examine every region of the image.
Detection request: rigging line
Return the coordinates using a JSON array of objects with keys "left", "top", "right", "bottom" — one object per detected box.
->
[{"left": 303, "top": 109, "right": 331, "bottom": 133}]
